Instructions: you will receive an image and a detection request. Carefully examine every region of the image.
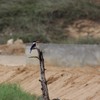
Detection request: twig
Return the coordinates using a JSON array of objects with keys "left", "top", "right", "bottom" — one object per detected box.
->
[{"left": 29, "top": 56, "right": 39, "bottom": 59}]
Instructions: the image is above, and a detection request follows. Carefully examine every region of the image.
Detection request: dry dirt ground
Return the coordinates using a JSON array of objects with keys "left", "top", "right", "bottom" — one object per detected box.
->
[{"left": 0, "top": 64, "right": 100, "bottom": 100}]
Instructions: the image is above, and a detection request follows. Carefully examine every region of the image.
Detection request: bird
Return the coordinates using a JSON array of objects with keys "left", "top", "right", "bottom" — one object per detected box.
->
[{"left": 30, "top": 41, "right": 37, "bottom": 53}]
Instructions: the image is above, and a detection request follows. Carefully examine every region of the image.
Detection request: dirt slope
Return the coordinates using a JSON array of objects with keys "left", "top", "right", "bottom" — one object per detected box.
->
[
  {"left": 0, "top": 65, "right": 100, "bottom": 100},
  {"left": 65, "top": 20, "right": 100, "bottom": 38}
]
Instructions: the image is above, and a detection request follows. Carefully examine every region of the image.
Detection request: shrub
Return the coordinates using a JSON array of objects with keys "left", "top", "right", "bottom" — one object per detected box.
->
[
  {"left": 0, "top": 84, "right": 40, "bottom": 100},
  {"left": 76, "top": 37, "right": 100, "bottom": 44},
  {"left": 0, "top": 0, "right": 100, "bottom": 43}
]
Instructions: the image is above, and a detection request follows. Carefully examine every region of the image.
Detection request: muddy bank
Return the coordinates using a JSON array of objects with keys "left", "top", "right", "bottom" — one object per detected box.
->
[
  {"left": 26, "top": 44, "right": 100, "bottom": 67},
  {"left": 0, "top": 55, "right": 26, "bottom": 66},
  {"left": 1, "top": 44, "right": 100, "bottom": 67}
]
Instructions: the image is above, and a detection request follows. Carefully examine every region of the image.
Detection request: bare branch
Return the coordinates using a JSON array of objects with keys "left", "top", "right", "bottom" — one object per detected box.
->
[
  {"left": 29, "top": 56, "right": 39, "bottom": 59},
  {"left": 36, "top": 48, "right": 50, "bottom": 100}
]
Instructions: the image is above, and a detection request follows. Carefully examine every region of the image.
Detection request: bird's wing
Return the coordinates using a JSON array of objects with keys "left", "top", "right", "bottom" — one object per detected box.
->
[{"left": 30, "top": 43, "right": 36, "bottom": 53}]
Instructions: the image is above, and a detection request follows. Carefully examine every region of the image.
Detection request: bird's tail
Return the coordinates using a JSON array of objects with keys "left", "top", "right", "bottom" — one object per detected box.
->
[{"left": 30, "top": 49, "right": 32, "bottom": 53}]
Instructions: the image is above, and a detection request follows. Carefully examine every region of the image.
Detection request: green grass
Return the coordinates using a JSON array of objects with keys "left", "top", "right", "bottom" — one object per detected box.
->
[
  {"left": 0, "top": 84, "right": 40, "bottom": 100},
  {"left": 0, "top": 0, "right": 100, "bottom": 43}
]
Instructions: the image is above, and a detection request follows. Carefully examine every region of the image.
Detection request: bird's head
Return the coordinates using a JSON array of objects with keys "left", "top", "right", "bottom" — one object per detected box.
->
[
  {"left": 32, "top": 40, "right": 39, "bottom": 43},
  {"left": 36, "top": 41, "right": 39, "bottom": 43}
]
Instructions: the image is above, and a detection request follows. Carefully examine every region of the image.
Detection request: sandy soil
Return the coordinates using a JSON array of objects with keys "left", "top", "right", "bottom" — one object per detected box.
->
[
  {"left": 0, "top": 42, "right": 100, "bottom": 100},
  {"left": 0, "top": 64, "right": 100, "bottom": 100}
]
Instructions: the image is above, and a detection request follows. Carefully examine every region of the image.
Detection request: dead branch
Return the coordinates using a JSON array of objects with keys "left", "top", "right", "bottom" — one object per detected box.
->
[
  {"left": 36, "top": 48, "right": 50, "bottom": 100},
  {"left": 30, "top": 47, "right": 60, "bottom": 100},
  {"left": 29, "top": 56, "right": 39, "bottom": 59}
]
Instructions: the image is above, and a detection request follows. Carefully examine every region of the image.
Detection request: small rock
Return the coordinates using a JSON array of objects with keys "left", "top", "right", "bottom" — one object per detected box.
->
[
  {"left": 14, "top": 39, "right": 23, "bottom": 44},
  {"left": 7, "top": 39, "right": 14, "bottom": 45}
]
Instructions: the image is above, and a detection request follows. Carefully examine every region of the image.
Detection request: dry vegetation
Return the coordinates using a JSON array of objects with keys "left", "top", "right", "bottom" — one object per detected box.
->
[
  {"left": 0, "top": 44, "right": 25, "bottom": 55},
  {"left": 0, "top": 41, "right": 25, "bottom": 55}
]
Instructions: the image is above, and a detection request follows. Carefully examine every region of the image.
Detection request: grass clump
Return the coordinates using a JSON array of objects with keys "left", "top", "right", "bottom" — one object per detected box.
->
[
  {"left": 0, "top": 84, "right": 40, "bottom": 100},
  {"left": 76, "top": 37, "right": 100, "bottom": 44}
]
